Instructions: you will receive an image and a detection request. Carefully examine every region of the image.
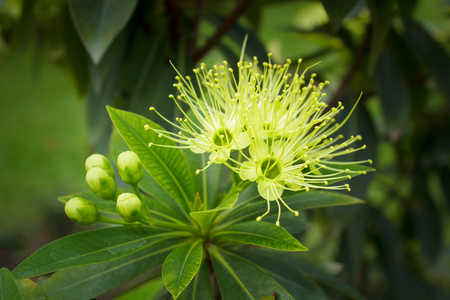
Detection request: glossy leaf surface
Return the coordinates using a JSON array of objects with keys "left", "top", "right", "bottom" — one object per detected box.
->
[
  {"left": 213, "top": 221, "right": 307, "bottom": 251},
  {"left": 42, "top": 240, "right": 184, "bottom": 300},
  {"left": 13, "top": 227, "right": 183, "bottom": 279},
  {"left": 209, "top": 247, "right": 294, "bottom": 300},
  {"left": 162, "top": 239, "right": 203, "bottom": 299}
]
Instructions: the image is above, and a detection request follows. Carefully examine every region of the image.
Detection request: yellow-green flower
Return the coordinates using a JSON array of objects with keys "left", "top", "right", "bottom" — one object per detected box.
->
[
  {"left": 146, "top": 55, "right": 372, "bottom": 225},
  {"left": 146, "top": 62, "right": 250, "bottom": 165}
]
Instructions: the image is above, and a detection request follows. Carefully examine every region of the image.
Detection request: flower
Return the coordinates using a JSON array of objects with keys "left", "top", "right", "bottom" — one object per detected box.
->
[
  {"left": 145, "top": 55, "right": 372, "bottom": 225},
  {"left": 146, "top": 62, "right": 251, "bottom": 166}
]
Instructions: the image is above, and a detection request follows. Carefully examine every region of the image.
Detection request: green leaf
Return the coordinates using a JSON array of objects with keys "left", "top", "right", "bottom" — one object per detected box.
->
[
  {"left": 68, "top": 0, "right": 138, "bottom": 63},
  {"left": 190, "top": 192, "right": 239, "bottom": 229},
  {"left": 15, "top": 278, "right": 48, "bottom": 300},
  {"left": 208, "top": 246, "right": 294, "bottom": 300},
  {"left": 13, "top": 227, "right": 185, "bottom": 279},
  {"left": 181, "top": 150, "right": 222, "bottom": 210},
  {"left": 321, "top": 0, "right": 359, "bottom": 32},
  {"left": 237, "top": 249, "right": 327, "bottom": 300},
  {"left": 395, "top": 0, "right": 419, "bottom": 15},
  {"left": 107, "top": 106, "right": 195, "bottom": 215},
  {"left": 218, "top": 190, "right": 365, "bottom": 226},
  {"left": 86, "top": 30, "right": 127, "bottom": 152},
  {"left": 238, "top": 249, "right": 365, "bottom": 300},
  {"left": 43, "top": 239, "right": 184, "bottom": 300},
  {"left": 373, "top": 47, "right": 410, "bottom": 129},
  {"left": 115, "top": 279, "right": 165, "bottom": 300},
  {"left": 0, "top": 268, "right": 23, "bottom": 300},
  {"left": 178, "top": 259, "right": 214, "bottom": 300},
  {"left": 109, "top": 128, "right": 189, "bottom": 222},
  {"left": 213, "top": 221, "right": 307, "bottom": 251},
  {"left": 367, "top": 0, "right": 395, "bottom": 73},
  {"left": 162, "top": 239, "right": 204, "bottom": 299},
  {"left": 403, "top": 18, "right": 450, "bottom": 102}
]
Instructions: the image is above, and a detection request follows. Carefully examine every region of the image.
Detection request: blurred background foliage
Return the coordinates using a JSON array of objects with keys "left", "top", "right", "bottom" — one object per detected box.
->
[{"left": 0, "top": 0, "right": 449, "bottom": 299}]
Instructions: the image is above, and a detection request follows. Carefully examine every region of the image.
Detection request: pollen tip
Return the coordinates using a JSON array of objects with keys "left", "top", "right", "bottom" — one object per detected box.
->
[
  {"left": 144, "top": 125, "right": 150, "bottom": 130},
  {"left": 294, "top": 211, "right": 299, "bottom": 217},
  {"left": 368, "top": 159, "right": 373, "bottom": 164},
  {"left": 148, "top": 142, "right": 153, "bottom": 147},
  {"left": 275, "top": 221, "right": 280, "bottom": 227},
  {"left": 195, "top": 169, "right": 200, "bottom": 175},
  {"left": 256, "top": 216, "right": 262, "bottom": 222},
  {"left": 149, "top": 107, "right": 155, "bottom": 111},
  {"left": 158, "top": 133, "right": 163, "bottom": 138}
]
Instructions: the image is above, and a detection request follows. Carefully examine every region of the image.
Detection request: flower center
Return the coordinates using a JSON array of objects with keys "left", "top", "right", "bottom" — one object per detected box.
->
[
  {"left": 212, "top": 128, "right": 233, "bottom": 146},
  {"left": 260, "top": 157, "right": 282, "bottom": 179}
]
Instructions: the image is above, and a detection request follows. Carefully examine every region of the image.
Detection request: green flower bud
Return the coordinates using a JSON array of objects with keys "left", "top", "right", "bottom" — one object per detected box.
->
[
  {"left": 86, "top": 167, "right": 117, "bottom": 200},
  {"left": 65, "top": 197, "right": 100, "bottom": 225},
  {"left": 117, "top": 151, "right": 143, "bottom": 185},
  {"left": 116, "top": 193, "right": 146, "bottom": 223},
  {"left": 85, "top": 154, "right": 115, "bottom": 179}
]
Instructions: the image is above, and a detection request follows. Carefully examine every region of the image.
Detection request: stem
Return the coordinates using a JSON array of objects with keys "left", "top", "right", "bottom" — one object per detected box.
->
[
  {"left": 325, "top": 29, "right": 371, "bottom": 111},
  {"left": 98, "top": 215, "right": 139, "bottom": 225},
  {"left": 132, "top": 184, "right": 144, "bottom": 200},
  {"left": 152, "top": 219, "right": 199, "bottom": 234}
]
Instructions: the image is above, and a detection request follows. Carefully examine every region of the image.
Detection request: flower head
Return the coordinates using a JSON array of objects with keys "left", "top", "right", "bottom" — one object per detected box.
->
[{"left": 146, "top": 55, "right": 372, "bottom": 225}]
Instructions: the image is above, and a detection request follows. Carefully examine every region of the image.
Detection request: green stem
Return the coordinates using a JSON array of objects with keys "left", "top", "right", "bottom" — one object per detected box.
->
[
  {"left": 98, "top": 215, "right": 140, "bottom": 225},
  {"left": 152, "top": 219, "right": 199, "bottom": 234},
  {"left": 132, "top": 184, "right": 144, "bottom": 200}
]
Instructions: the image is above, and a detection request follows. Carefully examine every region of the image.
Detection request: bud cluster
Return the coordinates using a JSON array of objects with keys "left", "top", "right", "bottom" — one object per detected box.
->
[{"left": 64, "top": 152, "right": 147, "bottom": 225}]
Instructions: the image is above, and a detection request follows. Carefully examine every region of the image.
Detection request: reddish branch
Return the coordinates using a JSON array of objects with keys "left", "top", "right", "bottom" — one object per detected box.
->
[{"left": 193, "top": 0, "right": 252, "bottom": 62}]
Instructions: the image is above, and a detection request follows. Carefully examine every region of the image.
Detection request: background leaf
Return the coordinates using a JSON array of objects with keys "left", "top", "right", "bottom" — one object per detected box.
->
[
  {"left": 68, "top": 0, "right": 138, "bottom": 63},
  {"left": 367, "top": 0, "right": 395, "bottom": 73},
  {"left": 15, "top": 278, "right": 48, "bottom": 300},
  {"left": 403, "top": 18, "right": 450, "bottom": 102},
  {"left": 321, "top": 0, "right": 358, "bottom": 32}
]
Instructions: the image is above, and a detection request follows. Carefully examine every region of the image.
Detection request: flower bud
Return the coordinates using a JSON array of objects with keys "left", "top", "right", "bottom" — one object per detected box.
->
[
  {"left": 85, "top": 154, "right": 115, "bottom": 179},
  {"left": 65, "top": 197, "right": 100, "bottom": 225},
  {"left": 117, "top": 151, "right": 143, "bottom": 185},
  {"left": 86, "top": 167, "right": 117, "bottom": 200},
  {"left": 116, "top": 193, "right": 146, "bottom": 223}
]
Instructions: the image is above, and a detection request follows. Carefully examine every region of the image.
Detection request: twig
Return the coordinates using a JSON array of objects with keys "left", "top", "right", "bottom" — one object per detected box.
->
[
  {"left": 189, "top": 0, "right": 206, "bottom": 56},
  {"left": 193, "top": 0, "right": 252, "bottom": 62},
  {"left": 327, "top": 29, "right": 371, "bottom": 110}
]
